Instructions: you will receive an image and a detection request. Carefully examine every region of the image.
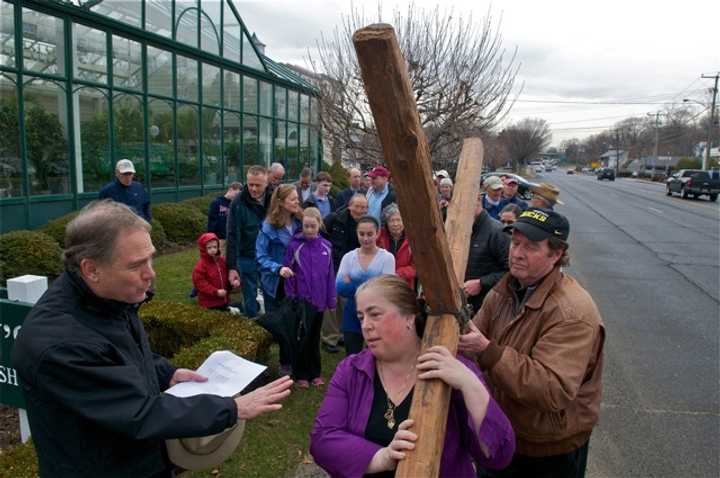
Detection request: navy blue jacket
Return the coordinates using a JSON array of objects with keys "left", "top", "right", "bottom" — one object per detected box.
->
[
  {"left": 98, "top": 179, "right": 151, "bottom": 222},
  {"left": 207, "top": 195, "right": 232, "bottom": 239},
  {"left": 334, "top": 187, "right": 366, "bottom": 212}
]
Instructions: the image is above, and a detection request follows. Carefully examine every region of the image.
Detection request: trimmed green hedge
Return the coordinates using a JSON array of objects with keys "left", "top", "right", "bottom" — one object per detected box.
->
[
  {"left": 151, "top": 203, "right": 206, "bottom": 245},
  {"left": 0, "top": 230, "right": 63, "bottom": 283},
  {"left": 149, "top": 218, "right": 169, "bottom": 252},
  {"left": 180, "top": 192, "right": 219, "bottom": 215},
  {"left": 38, "top": 211, "right": 78, "bottom": 248}
]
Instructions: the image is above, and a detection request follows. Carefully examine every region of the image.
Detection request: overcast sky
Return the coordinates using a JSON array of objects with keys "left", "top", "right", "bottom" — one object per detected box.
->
[{"left": 236, "top": 0, "right": 719, "bottom": 146}]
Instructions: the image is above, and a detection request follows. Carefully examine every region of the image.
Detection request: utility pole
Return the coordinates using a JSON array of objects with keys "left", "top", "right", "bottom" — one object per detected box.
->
[
  {"left": 615, "top": 128, "right": 621, "bottom": 176},
  {"left": 647, "top": 112, "right": 666, "bottom": 179},
  {"left": 701, "top": 73, "right": 719, "bottom": 171}
]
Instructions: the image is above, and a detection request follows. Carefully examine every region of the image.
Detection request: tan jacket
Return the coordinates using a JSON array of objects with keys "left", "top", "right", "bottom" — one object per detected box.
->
[{"left": 474, "top": 267, "right": 605, "bottom": 457}]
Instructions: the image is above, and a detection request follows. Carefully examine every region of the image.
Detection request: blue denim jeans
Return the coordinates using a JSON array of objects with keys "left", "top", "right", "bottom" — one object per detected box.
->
[{"left": 237, "top": 257, "right": 262, "bottom": 318}]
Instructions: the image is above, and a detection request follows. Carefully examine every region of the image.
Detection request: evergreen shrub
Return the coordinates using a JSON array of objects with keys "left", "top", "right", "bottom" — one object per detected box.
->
[
  {"left": 38, "top": 211, "right": 78, "bottom": 248},
  {"left": 151, "top": 203, "right": 205, "bottom": 244},
  {"left": 0, "top": 230, "right": 63, "bottom": 282}
]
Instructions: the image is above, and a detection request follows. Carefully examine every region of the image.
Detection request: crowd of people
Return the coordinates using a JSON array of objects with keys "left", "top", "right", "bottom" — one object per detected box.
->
[{"left": 12, "top": 158, "right": 605, "bottom": 478}]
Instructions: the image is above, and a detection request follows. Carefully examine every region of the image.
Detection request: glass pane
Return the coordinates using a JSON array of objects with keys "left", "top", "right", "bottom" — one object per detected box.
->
[
  {"left": 224, "top": 111, "right": 240, "bottom": 182},
  {"left": 176, "top": 2, "right": 199, "bottom": 48},
  {"left": 242, "top": 29, "right": 264, "bottom": 71},
  {"left": 1, "top": 2, "right": 15, "bottom": 68},
  {"left": 147, "top": 46, "right": 173, "bottom": 97},
  {"left": 113, "top": 94, "right": 145, "bottom": 182},
  {"left": 274, "top": 120, "right": 286, "bottom": 165},
  {"left": 90, "top": 1, "right": 141, "bottom": 29},
  {"left": 200, "top": 0, "right": 221, "bottom": 56},
  {"left": 148, "top": 99, "right": 175, "bottom": 187},
  {"left": 112, "top": 35, "right": 142, "bottom": 91},
  {"left": 202, "top": 63, "right": 221, "bottom": 107},
  {"left": 259, "top": 80, "right": 271, "bottom": 117},
  {"left": 275, "top": 86, "right": 286, "bottom": 120},
  {"left": 74, "top": 25, "right": 107, "bottom": 84},
  {"left": 223, "top": 70, "right": 240, "bottom": 111},
  {"left": 287, "top": 90, "right": 298, "bottom": 122},
  {"left": 300, "top": 94, "right": 309, "bottom": 123},
  {"left": 222, "top": 0, "right": 240, "bottom": 63},
  {"left": 202, "top": 107, "right": 221, "bottom": 185},
  {"left": 259, "top": 117, "right": 272, "bottom": 166},
  {"left": 22, "top": 8, "right": 65, "bottom": 76},
  {"left": 310, "top": 126, "right": 320, "bottom": 166},
  {"left": 76, "top": 87, "right": 110, "bottom": 192},
  {"left": 242, "top": 114, "right": 258, "bottom": 172},
  {"left": 0, "top": 74, "right": 22, "bottom": 197},
  {"left": 286, "top": 122, "right": 298, "bottom": 176},
  {"left": 177, "top": 103, "right": 199, "bottom": 185},
  {"left": 243, "top": 76, "right": 257, "bottom": 114},
  {"left": 177, "top": 55, "right": 198, "bottom": 102},
  {"left": 299, "top": 124, "right": 309, "bottom": 165},
  {"left": 146, "top": 0, "right": 173, "bottom": 37},
  {"left": 24, "top": 79, "right": 69, "bottom": 195},
  {"left": 310, "top": 96, "right": 319, "bottom": 125}
]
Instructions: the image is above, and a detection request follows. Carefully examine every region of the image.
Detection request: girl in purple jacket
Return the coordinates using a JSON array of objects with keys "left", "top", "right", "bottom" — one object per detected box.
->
[{"left": 283, "top": 207, "right": 337, "bottom": 388}]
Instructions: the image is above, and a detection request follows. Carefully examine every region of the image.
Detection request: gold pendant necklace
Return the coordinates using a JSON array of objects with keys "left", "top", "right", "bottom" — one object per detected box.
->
[{"left": 384, "top": 399, "right": 396, "bottom": 429}]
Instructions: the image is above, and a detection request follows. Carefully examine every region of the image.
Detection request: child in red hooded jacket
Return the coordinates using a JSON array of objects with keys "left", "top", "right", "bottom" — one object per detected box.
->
[{"left": 192, "top": 232, "right": 231, "bottom": 310}]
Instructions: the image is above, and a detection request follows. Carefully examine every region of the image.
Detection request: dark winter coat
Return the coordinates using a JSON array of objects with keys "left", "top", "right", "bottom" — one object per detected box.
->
[
  {"left": 192, "top": 232, "right": 230, "bottom": 309},
  {"left": 322, "top": 209, "right": 360, "bottom": 272},
  {"left": 11, "top": 272, "right": 237, "bottom": 478},
  {"left": 465, "top": 210, "right": 511, "bottom": 311},
  {"left": 334, "top": 187, "right": 367, "bottom": 212},
  {"left": 98, "top": 178, "right": 151, "bottom": 222},
  {"left": 207, "top": 195, "right": 232, "bottom": 239},
  {"left": 226, "top": 188, "right": 270, "bottom": 272}
]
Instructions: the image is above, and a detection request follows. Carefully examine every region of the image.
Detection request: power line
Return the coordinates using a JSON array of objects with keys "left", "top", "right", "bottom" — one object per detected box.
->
[{"left": 514, "top": 99, "right": 695, "bottom": 105}]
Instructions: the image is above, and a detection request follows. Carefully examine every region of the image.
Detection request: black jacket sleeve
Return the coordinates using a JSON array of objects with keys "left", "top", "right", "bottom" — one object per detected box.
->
[
  {"left": 479, "top": 229, "right": 510, "bottom": 291},
  {"left": 207, "top": 199, "right": 220, "bottom": 235},
  {"left": 226, "top": 197, "right": 240, "bottom": 271},
  {"left": 153, "top": 352, "right": 176, "bottom": 391},
  {"left": 34, "top": 342, "right": 237, "bottom": 440}
]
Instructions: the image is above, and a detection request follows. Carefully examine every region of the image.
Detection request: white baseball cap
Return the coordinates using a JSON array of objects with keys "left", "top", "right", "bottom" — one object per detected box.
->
[{"left": 116, "top": 159, "right": 136, "bottom": 174}]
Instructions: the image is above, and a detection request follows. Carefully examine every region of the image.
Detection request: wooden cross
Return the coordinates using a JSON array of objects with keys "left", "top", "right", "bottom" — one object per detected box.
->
[{"left": 353, "top": 24, "right": 484, "bottom": 478}]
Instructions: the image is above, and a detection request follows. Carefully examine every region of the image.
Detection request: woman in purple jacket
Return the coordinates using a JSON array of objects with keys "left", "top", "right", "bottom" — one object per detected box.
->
[
  {"left": 284, "top": 207, "right": 337, "bottom": 388},
  {"left": 310, "top": 275, "right": 515, "bottom": 477}
]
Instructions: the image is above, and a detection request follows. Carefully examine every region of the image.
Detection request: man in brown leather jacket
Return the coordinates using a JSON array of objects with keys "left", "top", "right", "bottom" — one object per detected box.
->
[{"left": 460, "top": 208, "right": 605, "bottom": 478}]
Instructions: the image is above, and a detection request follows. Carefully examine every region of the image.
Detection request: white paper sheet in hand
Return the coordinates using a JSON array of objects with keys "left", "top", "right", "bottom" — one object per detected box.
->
[{"left": 165, "top": 350, "right": 267, "bottom": 398}]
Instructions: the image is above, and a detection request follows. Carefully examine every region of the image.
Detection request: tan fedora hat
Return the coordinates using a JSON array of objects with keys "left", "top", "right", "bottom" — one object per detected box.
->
[
  {"left": 166, "top": 420, "right": 245, "bottom": 471},
  {"left": 530, "top": 182, "right": 564, "bottom": 205}
]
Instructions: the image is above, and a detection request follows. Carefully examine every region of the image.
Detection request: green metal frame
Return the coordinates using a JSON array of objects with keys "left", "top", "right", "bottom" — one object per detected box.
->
[{"left": 0, "top": 0, "right": 323, "bottom": 233}]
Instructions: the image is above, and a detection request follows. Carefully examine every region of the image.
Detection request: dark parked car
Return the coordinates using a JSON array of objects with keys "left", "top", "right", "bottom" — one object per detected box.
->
[
  {"left": 566, "top": 169, "right": 575, "bottom": 175},
  {"left": 597, "top": 168, "right": 615, "bottom": 181},
  {"left": 480, "top": 172, "right": 538, "bottom": 200},
  {"left": 666, "top": 169, "right": 719, "bottom": 201}
]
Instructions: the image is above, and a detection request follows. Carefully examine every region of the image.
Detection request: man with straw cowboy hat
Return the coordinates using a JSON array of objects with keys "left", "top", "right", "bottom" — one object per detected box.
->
[{"left": 529, "top": 182, "right": 564, "bottom": 210}]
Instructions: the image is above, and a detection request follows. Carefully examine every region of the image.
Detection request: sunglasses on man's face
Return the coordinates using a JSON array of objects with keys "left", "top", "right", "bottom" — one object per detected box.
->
[
  {"left": 500, "top": 220, "right": 515, "bottom": 225},
  {"left": 120, "top": 172, "right": 134, "bottom": 176}
]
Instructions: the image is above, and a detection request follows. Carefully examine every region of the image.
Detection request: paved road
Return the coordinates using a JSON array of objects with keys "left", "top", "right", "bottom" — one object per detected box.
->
[{"left": 543, "top": 171, "right": 719, "bottom": 478}]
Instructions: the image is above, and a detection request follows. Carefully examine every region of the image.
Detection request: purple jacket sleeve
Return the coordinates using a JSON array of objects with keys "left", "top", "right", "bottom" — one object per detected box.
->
[
  {"left": 459, "top": 357, "right": 515, "bottom": 470},
  {"left": 326, "top": 246, "right": 337, "bottom": 310},
  {"left": 310, "top": 359, "right": 380, "bottom": 477}
]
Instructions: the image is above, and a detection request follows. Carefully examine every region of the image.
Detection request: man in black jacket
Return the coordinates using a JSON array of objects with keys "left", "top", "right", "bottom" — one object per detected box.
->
[
  {"left": 12, "top": 200, "right": 291, "bottom": 478},
  {"left": 463, "top": 192, "right": 511, "bottom": 313},
  {"left": 334, "top": 167, "right": 366, "bottom": 211},
  {"left": 226, "top": 166, "right": 271, "bottom": 318},
  {"left": 320, "top": 193, "right": 368, "bottom": 352}
]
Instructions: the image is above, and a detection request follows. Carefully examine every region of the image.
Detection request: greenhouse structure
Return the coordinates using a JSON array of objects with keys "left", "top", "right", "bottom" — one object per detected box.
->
[{"left": 0, "top": 0, "right": 321, "bottom": 232}]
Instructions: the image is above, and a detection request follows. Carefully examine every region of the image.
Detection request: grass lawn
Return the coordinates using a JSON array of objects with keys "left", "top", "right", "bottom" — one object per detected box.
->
[{"left": 154, "top": 248, "right": 342, "bottom": 478}]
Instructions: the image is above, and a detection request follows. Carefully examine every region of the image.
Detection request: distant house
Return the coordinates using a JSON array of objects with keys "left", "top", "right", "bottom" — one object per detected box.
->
[{"left": 600, "top": 150, "right": 628, "bottom": 169}]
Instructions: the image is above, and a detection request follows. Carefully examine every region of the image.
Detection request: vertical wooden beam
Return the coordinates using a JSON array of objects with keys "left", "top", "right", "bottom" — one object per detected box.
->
[{"left": 353, "top": 25, "right": 483, "bottom": 478}]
